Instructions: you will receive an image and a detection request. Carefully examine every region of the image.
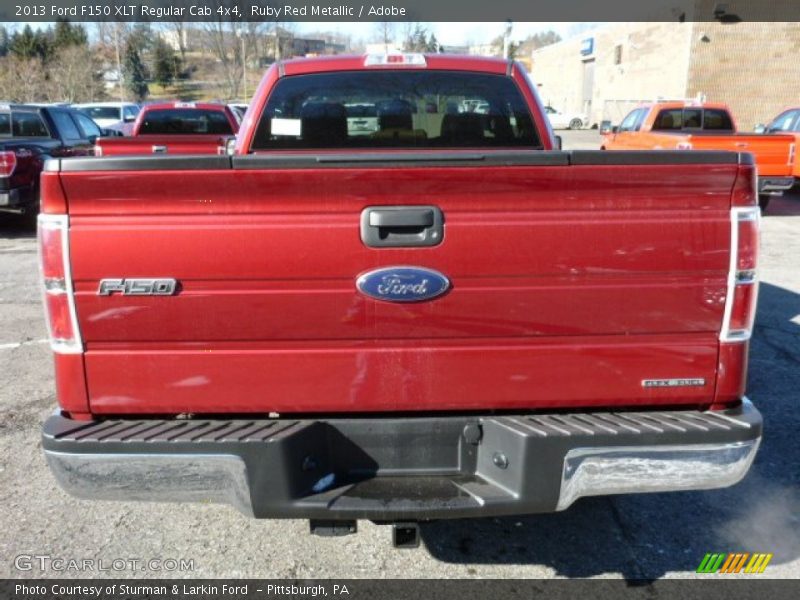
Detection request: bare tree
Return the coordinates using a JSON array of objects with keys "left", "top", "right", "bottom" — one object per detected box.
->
[
  {"left": 47, "top": 45, "right": 103, "bottom": 102},
  {"left": 164, "top": 0, "right": 196, "bottom": 62},
  {"left": 201, "top": 8, "right": 267, "bottom": 100},
  {"left": 0, "top": 56, "right": 48, "bottom": 102},
  {"left": 372, "top": 22, "right": 396, "bottom": 51},
  {"left": 200, "top": 20, "right": 240, "bottom": 99},
  {"left": 93, "top": 22, "right": 135, "bottom": 101}
]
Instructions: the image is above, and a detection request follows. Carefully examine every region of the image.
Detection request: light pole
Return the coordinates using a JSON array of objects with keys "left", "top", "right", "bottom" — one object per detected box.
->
[
  {"left": 502, "top": 20, "right": 513, "bottom": 59},
  {"left": 236, "top": 26, "right": 246, "bottom": 101}
]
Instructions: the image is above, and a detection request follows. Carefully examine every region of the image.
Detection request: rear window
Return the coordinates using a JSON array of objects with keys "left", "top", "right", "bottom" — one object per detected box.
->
[
  {"left": 251, "top": 70, "right": 541, "bottom": 150},
  {"left": 139, "top": 109, "right": 234, "bottom": 135},
  {"left": 653, "top": 108, "right": 734, "bottom": 131},
  {"left": 0, "top": 111, "right": 50, "bottom": 137},
  {"left": 703, "top": 109, "right": 734, "bottom": 130}
]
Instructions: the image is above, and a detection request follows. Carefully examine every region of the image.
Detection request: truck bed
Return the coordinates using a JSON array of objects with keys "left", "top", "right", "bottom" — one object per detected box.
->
[{"left": 650, "top": 131, "right": 795, "bottom": 177}]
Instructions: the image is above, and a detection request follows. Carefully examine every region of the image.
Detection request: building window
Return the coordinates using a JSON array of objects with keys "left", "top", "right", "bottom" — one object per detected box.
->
[{"left": 614, "top": 44, "right": 623, "bottom": 65}]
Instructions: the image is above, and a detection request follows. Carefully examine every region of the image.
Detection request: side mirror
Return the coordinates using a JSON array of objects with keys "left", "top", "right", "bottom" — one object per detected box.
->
[
  {"left": 753, "top": 124, "right": 766, "bottom": 134},
  {"left": 124, "top": 114, "right": 136, "bottom": 123},
  {"left": 599, "top": 120, "right": 613, "bottom": 134},
  {"left": 222, "top": 136, "right": 237, "bottom": 156},
  {"left": 553, "top": 135, "right": 562, "bottom": 150}
]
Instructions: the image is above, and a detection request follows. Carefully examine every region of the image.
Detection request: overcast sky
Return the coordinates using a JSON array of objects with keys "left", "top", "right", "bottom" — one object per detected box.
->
[
  {"left": 294, "top": 21, "right": 595, "bottom": 45},
  {"left": 18, "top": 21, "right": 596, "bottom": 47}
]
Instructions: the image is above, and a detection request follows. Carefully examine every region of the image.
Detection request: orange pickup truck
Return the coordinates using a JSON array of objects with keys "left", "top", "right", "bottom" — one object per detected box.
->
[
  {"left": 602, "top": 102, "right": 796, "bottom": 210},
  {"left": 757, "top": 107, "right": 800, "bottom": 181}
]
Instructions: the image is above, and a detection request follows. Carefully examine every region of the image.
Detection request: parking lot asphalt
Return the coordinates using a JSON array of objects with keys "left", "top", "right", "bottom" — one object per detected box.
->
[{"left": 0, "top": 130, "right": 798, "bottom": 579}]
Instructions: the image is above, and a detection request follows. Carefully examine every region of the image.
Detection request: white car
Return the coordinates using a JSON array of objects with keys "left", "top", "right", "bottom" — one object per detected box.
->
[
  {"left": 228, "top": 103, "right": 249, "bottom": 124},
  {"left": 345, "top": 103, "right": 379, "bottom": 136},
  {"left": 544, "top": 105, "right": 586, "bottom": 130},
  {"left": 74, "top": 102, "right": 140, "bottom": 135}
]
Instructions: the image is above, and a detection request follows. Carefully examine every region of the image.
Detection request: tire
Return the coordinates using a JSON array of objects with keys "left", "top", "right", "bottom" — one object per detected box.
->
[
  {"left": 569, "top": 118, "right": 583, "bottom": 130},
  {"left": 758, "top": 195, "right": 771, "bottom": 212},
  {"left": 21, "top": 183, "right": 40, "bottom": 230}
]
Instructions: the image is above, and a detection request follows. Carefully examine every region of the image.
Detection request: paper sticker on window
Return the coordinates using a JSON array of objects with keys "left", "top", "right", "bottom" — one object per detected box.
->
[{"left": 271, "top": 118, "right": 302, "bottom": 136}]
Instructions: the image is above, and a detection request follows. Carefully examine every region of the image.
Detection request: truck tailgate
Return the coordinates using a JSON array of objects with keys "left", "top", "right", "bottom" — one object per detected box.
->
[
  {"left": 96, "top": 134, "right": 228, "bottom": 156},
  {"left": 56, "top": 152, "right": 738, "bottom": 415},
  {"left": 685, "top": 133, "right": 795, "bottom": 177}
]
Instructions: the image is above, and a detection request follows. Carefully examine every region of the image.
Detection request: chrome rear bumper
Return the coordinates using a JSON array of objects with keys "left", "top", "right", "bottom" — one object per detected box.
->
[
  {"left": 43, "top": 400, "right": 762, "bottom": 519},
  {"left": 759, "top": 176, "right": 795, "bottom": 194}
]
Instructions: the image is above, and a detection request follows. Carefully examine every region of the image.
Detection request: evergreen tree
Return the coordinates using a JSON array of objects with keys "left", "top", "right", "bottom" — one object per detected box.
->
[
  {"left": 152, "top": 38, "right": 178, "bottom": 87},
  {"left": 9, "top": 25, "right": 50, "bottom": 61},
  {"left": 0, "top": 26, "right": 9, "bottom": 57},
  {"left": 123, "top": 41, "right": 149, "bottom": 101},
  {"left": 53, "top": 19, "right": 88, "bottom": 50}
]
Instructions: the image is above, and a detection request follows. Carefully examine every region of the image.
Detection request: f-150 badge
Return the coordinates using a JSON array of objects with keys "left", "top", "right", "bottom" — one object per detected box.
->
[
  {"left": 97, "top": 278, "right": 178, "bottom": 296},
  {"left": 356, "top": 267, "right": 449, "bottom": 303}
]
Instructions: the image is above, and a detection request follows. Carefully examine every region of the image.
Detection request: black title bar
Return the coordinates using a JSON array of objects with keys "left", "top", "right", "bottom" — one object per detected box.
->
[
  {"left": 1, "top": 0, "right": 800, "bottom": 22},
  {"left": 3, "top": 579, "right": 800, "bottom": 600}
]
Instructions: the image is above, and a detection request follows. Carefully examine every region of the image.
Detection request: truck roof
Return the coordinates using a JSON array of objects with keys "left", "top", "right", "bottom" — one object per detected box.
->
[
  {"left": 141, "top": 102, "right": 230, "bottom": 112},
  {"left": 642, "top": 101, "right": 731, "bottom": 111},
  {"left": 279, "top": 53, "right": 512, "bottom": 77},
  {"left": 74, "top": 101, "right": 139, "bottom": 108}
]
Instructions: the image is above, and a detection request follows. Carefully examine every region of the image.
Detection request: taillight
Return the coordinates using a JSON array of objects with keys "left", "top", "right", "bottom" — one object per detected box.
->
[
  {"left": 38, "top": 214, "right": 82, "bottom": 353},
  {"left": 0, "top": 150, "right": 17, "bottom": 176},
  {"left": 720, "top": 207, "right": 760, "bottom": 342}
]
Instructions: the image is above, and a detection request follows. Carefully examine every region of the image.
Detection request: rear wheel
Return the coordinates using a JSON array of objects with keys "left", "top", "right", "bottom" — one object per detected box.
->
[
  {"left": 758, "top": 195, "right": 771, "bottom": 212},
  {"left": 569, "top": 118, "right": 583, "bottom": 130},
  {"left": 20, "top": 184, "right": 40, "bottom": 230}
]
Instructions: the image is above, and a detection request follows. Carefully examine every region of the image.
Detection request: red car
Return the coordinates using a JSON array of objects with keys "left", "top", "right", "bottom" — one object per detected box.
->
[
  {"left": 38, "top": 54, "right": 761, "bottom": 544},
  {"left": 95, "top": 102, "right": 239, "bottom": 156}
]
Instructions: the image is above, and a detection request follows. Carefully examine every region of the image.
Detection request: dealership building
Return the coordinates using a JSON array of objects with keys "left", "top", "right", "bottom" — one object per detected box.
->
[{"left": 530, "top": 19, "right": 800, "bottom": 130}]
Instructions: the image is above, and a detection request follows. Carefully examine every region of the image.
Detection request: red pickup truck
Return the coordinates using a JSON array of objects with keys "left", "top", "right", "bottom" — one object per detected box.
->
[
  {"left": 38, "top": 54, "right": 762, "bottom": 545},
  {"left": 95, "top": 102, "right": 239, "bottom": 156}
]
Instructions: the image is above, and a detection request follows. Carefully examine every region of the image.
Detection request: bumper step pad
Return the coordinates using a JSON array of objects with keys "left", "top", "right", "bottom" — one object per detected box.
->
[{"left": 42, "top": 401, "right": 761, "bottom": 520}]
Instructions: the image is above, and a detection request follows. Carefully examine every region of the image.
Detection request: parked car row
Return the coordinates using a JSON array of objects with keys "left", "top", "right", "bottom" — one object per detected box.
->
[
  {"left": 1, "top": 100, "right": 242, "bottom": 222},
  {"left": 600, "top": 101, "right": 799, "bottom": 210},
  {"left": 0, "top": 103, "right": 122, "bottom": 223},
  {"left": 74, "top": 102, "right": 141, "bottom": 136}
]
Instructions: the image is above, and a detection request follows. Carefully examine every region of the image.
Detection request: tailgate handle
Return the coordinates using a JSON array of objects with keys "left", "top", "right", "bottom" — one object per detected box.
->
[
  {"left": 361, "top": 206, "right": 443, "bottom": 248},
  {"left": 369, "top": 209, "right": 433, "bottom": 228},
  {"left": 152, "top": 145, "right": 167, "bottom": 154}
]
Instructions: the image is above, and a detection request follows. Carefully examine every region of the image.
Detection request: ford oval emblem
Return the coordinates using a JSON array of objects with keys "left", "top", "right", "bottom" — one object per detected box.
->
[{"left": 356, "top": 266, "right": 450, "bottom": 303}]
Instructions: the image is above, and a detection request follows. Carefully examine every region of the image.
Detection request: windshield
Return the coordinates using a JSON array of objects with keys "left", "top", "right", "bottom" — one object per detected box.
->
[
  {"left": 251, "top": 70, "right": 541, "bottom": 150},
  {"left": 81, "top": 107, "right": 122, "bottom": 121},
  {"left": 138, "top": 109, "right": 234, "bottom": 135}
]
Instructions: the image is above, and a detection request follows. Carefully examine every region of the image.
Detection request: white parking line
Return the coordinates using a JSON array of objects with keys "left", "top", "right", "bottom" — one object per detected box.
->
[{"left": 0, "top": 339, "right": 48, "bottom": 350}]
